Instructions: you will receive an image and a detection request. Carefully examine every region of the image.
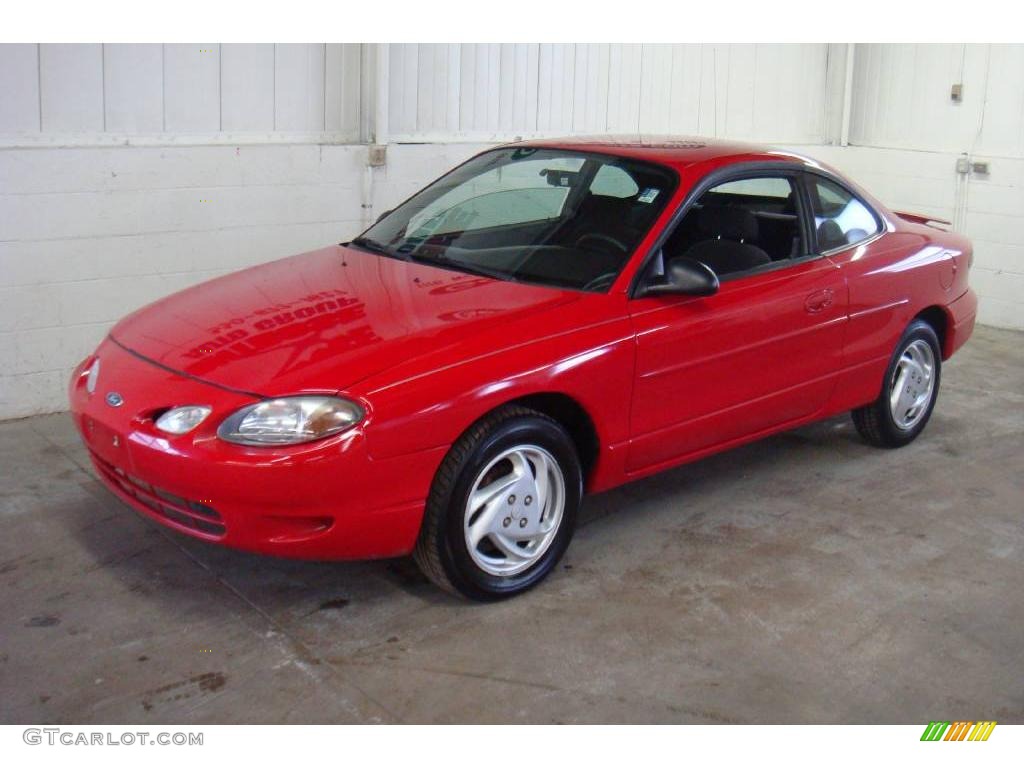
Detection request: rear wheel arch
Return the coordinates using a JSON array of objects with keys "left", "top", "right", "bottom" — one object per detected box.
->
[{"left": 915, "top": 305, "right": 951, "bottom": 359}]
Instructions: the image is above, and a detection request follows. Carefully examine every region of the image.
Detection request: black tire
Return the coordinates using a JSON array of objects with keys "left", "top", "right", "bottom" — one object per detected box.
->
[
  {"left": 852, "top": 319, "right": 942, "bottom": 448},
  {"left": 413, "top": 405, "right": 582, "bottom": 600}
]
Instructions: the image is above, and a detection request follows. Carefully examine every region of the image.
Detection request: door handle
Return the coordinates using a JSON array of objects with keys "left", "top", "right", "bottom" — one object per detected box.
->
[{"left": 804, "top": 288, "right": 835, "bottom": 314}]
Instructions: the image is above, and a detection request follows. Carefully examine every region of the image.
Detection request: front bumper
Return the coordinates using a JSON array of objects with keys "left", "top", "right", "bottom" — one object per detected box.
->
[{"left": 69, "top": 338, "right": 444, "bottom": 559}]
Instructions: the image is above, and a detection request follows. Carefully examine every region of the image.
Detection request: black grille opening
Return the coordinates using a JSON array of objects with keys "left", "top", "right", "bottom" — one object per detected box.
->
[
  {"left": 187, "top": 500, "right": 221, "bottom": 521},
  {"left": 90, "top": 451, "right": 226, "bottom": 538}
]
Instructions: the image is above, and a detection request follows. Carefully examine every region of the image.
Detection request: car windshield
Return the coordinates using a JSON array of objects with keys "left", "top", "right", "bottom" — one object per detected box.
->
[{"left": 354, "top": 147, "right": 677, "bottom": 292}]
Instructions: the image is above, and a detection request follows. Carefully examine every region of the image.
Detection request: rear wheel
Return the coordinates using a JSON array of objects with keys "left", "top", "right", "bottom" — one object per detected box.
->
[
  {"left": 413, "top": 405, "right": 582, "bottom": 600},
  {"left": 852, "top": 319, "right": 942, "bottom": 448}
]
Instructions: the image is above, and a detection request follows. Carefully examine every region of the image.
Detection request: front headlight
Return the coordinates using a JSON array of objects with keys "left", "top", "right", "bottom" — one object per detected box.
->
[{"left": 217, "top": 396, "right": 365, "bottom": 446}]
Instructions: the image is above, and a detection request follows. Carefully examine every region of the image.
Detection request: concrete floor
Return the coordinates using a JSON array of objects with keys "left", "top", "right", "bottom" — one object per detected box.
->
[{"left": 1, "top": 324, "right": 1021, "bottom": 724}]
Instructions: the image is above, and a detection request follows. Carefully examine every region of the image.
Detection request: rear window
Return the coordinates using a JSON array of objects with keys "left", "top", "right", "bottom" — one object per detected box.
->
[
  {"left": 590, "top": 164, "right": 641, "bottom": 198},
  {"left": 712, "top": 177, "right": 793, "bottom": 199}
]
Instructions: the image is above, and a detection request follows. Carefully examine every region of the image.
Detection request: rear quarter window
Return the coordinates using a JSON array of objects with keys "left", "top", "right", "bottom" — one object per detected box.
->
[{"left": 810, "top": 176, "right": 880, "bottom": 251}]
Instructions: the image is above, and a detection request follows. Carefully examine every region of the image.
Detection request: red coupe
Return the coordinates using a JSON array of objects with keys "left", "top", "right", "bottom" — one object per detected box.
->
[{"left": 70, "top": 136, "right": 977, "bottom": 599}]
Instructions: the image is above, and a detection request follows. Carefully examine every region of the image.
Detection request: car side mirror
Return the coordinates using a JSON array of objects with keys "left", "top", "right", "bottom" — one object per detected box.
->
[{"left": 640, "top": 257, "right": 719, "bottom": 298}]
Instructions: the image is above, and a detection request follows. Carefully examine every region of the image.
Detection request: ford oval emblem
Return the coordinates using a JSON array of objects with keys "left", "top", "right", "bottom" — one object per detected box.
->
[{"left": 105, "top": 391, "right": 124, "bottom": 408}]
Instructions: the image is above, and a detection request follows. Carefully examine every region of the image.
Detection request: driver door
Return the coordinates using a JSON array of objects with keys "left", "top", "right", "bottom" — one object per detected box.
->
[{"left": 626, "top": 172, "right": 848, "bottom": 474}]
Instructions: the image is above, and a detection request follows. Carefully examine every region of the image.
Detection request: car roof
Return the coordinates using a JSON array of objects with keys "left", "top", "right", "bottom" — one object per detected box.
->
[{"left": 505, "top": 134, "right": 812, "bottom": 170}]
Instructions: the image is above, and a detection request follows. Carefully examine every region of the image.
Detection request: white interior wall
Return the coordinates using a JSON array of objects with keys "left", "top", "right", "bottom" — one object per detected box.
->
[
  {"left": 832, "top": 44, "right": 1024, "bottom": 330},
  {"left": 0, "top": 43, "right": 363, "bottom": 140},
  {"left": 1, "top": 143, "right": 370, "bottom": 418},
  {"left": 386, "top": 44, "right": 839, "bottom": 143},
  {"left": 1, "top": 43, "right": 1022, "bottom": 421}
]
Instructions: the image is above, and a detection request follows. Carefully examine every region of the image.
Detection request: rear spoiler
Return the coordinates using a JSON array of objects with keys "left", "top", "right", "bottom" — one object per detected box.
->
[{"left": 894, "top": 210, "right": 952, "bottom": 229}]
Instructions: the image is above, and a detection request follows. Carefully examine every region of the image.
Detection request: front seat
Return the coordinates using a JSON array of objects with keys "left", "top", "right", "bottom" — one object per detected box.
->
[{"left": 681, "top": 207, "right": 772, "bottom": 276}]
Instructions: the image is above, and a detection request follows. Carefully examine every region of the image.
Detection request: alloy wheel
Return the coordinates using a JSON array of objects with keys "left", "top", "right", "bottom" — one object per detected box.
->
[
  {"left": 463, "top": 445, "right": 566, "bottom": 577},
  {"left": 889, "top": 339, "right": 936, "bottom": 430}
]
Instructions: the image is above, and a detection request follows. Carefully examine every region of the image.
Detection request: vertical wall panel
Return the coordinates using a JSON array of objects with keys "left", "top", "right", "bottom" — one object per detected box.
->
[
  {"left": 710, "top": 45, "right": 731, "bottom": 137},
  {"left": 496, "top": 45, "right": 516, "bottom": 132},
  {"left": 0, "top": 44, "right": 40, "bottom": 133},
  {"left": 803, "top": 44, "right": 830, "bottom": 140},
  {"left": 638, "top": 44, "right": 673, "bottom": 133},
  {"left": 445, "top": 44, "right": 462, "bottom": 134},
  {"left": 2, "top": 43, "right": 363, "bottom": 140},
  {"left": 385, "top": 43, "right": 831, "bottom": 143},
  {"left": 724, "top": 44, "right": 757, "bottom": 138},
  {"left": 163, "top": 44, "right": 221, "bottom": 132},
  {"left": 39, "top": 44, "right": 104, "bottom": 132},
  {"left": 458, "top": 44, "right": 502, "bottom": 133},
  {"left": 8, "top": 42, "right": 1021, "bottom": 151},
  {"left": 537, "top": 44, "right": 576, "bottom": 133},
  {"left": 274, "top": 44, "right": 326, "bottom": 131},
  {"left": 221, "top": 44, "right": 275, "bottom": 131},
  {"left": 415, "top": 44, "right": 441, "bottom": 133},
  {"left": 666, "top": 45, "right": 703, "bottom": 135},
  {"left": 325, "top": 44, "right": 361, "bottom": 137},
  {"left": 606, "top": 44, "right": 642, "bottom": 133},
  {"left": 481, "top": 45, "right": 502, "bottom": 133},
  {"left": 520, "top": 44, "right": 541, "bottom": 133},
  {"left": 388, "top": 43, "right": 418, "bottom": 136},
  {"left": 638, "top": 43, "right": 712, "bottom": 134},
  {"left": 482, "top": 45, "right": 502, "bottom": 133},
  {"left": 572, "top": 44, "right": 609, "bottom": 133},
  {"left": 751, "top": 45, "right": 784, "bottom": 138},
  {"left": 849, "top": 44, "right": 994, "bottom": 153},
  {"left": 752, "top": 44, "right": 829, "bottom": 142},
  {"left": 502, "top": 44, "right": 539, "bottom": 134},
  {"left": 977, "top": 45, "right": 1024, "bottom": 156},
  {"left": 103, "top": 44, "right": 163, "bottom": 134},
  {"left": 694, "top": 45, "right": 718, "bottom": 135},
  {"left": 455, "top": 44, "right": 480, "bottom": 132}
]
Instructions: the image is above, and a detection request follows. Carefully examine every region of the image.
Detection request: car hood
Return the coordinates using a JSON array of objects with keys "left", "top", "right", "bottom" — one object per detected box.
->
[{"left": 110, "top": 245, "right": 581, "bottom": 397}]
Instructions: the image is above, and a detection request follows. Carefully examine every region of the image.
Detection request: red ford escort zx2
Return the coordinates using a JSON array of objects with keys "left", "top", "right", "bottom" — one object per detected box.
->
[{"left": 70, "top": 136, "right": 977, "bottom": 599}]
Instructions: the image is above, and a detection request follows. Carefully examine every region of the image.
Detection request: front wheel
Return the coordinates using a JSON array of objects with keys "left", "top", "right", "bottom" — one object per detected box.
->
[
  {"left": 413, "top": 405, "right": 582, "bottom": 600},
  {"left": 852, "top": 319, "right": 942, "bottom": 448}
]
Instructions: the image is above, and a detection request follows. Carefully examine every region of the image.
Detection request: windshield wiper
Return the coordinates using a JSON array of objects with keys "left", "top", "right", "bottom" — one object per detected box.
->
[
  {"left": 351, "top": 237, "right": 515, "bottom": 282},
  {"left": 411, "top": 253, "right": 518, "bottom": 283},
  {"left": 348, "top": 236, "right": 404, "bottom": 259}
]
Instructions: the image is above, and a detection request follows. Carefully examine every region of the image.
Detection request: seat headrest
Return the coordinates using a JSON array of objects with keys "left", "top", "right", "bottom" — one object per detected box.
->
[
  {"left": 579, "top": 192, "right": 636, "bottom": 222},
  {"left": 697, "top": 206, "right": 759, "bottom": 242},
  {"left": 817, "top": 219, "right": 845, "bottom": 250}
]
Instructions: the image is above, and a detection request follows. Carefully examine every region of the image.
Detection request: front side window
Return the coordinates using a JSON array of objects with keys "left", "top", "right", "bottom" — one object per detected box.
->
[
  {"left": 655, "top": 173, "right": 804, "bottom": 279},
  {"left": 808, "top": 177, "right": 879, "bottom": 251},
  {"left": 355, "top": 148, "right": 677, "bottom": 292}
]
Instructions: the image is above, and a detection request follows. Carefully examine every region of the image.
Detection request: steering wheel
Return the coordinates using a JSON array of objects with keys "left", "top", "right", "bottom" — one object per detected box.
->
[
  {"left": 574, "top": 232, "right": 629, "bottom": 256},
  {"left": 582, "top": 271, "right": 618, "bottom": 291}
]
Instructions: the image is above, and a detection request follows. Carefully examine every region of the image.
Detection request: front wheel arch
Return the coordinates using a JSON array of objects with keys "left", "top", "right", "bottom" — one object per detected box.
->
[{"left": 504, "top": 392, "right": 600, "bottom": 484}]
